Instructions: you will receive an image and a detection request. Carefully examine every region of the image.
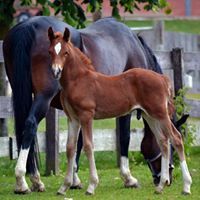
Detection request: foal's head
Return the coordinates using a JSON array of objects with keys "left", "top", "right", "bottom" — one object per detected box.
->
[{"left": 48, "top": 27, "right": 71, "bottom": 79}]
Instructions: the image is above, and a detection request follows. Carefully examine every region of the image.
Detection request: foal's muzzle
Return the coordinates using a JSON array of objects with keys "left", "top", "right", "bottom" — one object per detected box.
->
[{"left": 52, "top": 64, "right": 62, "bottom": 79}]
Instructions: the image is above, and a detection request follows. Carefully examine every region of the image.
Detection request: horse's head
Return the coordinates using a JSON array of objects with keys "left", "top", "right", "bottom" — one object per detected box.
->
[{"left": 48, "top": 27, "right": 71, "bottom": 79}]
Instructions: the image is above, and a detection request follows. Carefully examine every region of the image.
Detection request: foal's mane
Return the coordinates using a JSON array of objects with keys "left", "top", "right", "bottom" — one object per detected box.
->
[{"left": 68, "top": 41, "right": 95, "bottom": 71}]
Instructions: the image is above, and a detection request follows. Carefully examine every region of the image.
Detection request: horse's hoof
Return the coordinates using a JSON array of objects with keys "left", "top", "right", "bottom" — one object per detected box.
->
[
  {"left": 85, "top": 191, "right": 93, "bottom": 195},
  {"left": 57, "top": 191, "right": 66, "bottom": 196},
  {"left": 154, "top": 190, "right": 162, "bottom": 195},
  {"left": 182, "top": 191, "right": 191, "bottom": 195},
  {"left": 14, "top": 188, "right": 31, "bottom": 195},
  {"left": 70, "top": 184, "right": 83, "bottom": 190},
  {"left": 154, "top": 188, "right": 163, "bottom": 194}
]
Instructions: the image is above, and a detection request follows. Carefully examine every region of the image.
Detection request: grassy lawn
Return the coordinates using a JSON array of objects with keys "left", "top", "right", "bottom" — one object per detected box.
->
[
  {"left": 0, "top": 147, "right": 199, "bottom": 200},
  {"left": 123, "top": 19, "right": 200, "bottom": 34}
]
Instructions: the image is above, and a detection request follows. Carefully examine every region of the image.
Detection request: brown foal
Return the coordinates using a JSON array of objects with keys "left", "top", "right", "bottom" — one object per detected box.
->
[{"left": 48, "top": 27, "right": 192, "bottom": 196}]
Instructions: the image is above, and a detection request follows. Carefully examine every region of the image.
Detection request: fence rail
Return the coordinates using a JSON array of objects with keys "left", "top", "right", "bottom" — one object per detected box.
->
[{"left": 0, "top": 129, "right": 144, "bottom": 158}]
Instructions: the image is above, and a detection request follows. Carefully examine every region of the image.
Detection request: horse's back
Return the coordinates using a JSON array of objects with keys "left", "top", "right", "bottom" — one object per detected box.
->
[{"left": 79, "top": 18, "right": 148, "bottom": 75}]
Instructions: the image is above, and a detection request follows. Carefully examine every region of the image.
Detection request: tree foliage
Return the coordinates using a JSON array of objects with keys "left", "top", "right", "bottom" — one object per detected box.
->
[{"left": 1, "top": 0, "right": 171, "bottom": 29}]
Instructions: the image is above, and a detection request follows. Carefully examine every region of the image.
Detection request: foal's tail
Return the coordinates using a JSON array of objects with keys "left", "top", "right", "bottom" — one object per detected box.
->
[
  {"left": 137, "top": 35, "right": 163, "bottom": 74},
  {"left": 3, "top": 22, "right": 39, "bottom": 174},
  {"left": 163, "top": 76, "right": 175, "bottom": 118}
]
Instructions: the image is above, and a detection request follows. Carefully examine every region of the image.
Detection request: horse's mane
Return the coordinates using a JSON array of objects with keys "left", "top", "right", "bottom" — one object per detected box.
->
[{"left": 137, "top": 35, "right": 162, "bottom": 74}]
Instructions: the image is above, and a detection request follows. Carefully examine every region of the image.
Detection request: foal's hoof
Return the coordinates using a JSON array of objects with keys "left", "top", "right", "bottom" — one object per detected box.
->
[
  {"left": 70, "top": 184, "right": 83, "bottom": 190},
  {"left": 85, "top": 191, "right": 93, "bottom": 195},
  {"left": 14, "top": 188, "right": 31, "bottom": 195},
  {"left": 182, "top": 191, "right": 191, "bottom": 195},
  {"left": 31, "top": 183, "right": 45, "bottom": 192},
  {"left": 125, "top": 181, "right": 140, "bottom": 189}
]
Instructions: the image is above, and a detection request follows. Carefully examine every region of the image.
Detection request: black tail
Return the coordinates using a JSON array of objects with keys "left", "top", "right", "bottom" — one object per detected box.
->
[
  {"left": 3, "top": 22, "right": 39, "bottom": 174},
  {"left": 138, "top": 35, "right": 163, "bottom": 74}
]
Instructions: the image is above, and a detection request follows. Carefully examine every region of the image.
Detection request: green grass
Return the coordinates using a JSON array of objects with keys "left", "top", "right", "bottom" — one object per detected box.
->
[
  {"left": 123, "top": 20, "right": 200, "bottom": 34},
  {"left": 186, "top": 93, "right": 200, "bottom": 100},
  {"left": 0, "top": 147, "right": 199, "bottom": 200}
]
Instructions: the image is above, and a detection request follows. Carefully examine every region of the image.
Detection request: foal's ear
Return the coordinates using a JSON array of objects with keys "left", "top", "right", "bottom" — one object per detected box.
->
[
  {"left": 48, "top": 27, "right": 55, "bottom": 42},
  {"left": 63, "top": 27, "right": 70, "bottom": 42}
]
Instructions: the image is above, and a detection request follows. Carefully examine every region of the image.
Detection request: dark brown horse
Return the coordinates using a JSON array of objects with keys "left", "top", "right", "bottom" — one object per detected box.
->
[
  {"left": 48, "top": 27, "right": 192, "bottom": 195},
  {"left": 3, "top": 16, "right": 175, "bottom": 194}
]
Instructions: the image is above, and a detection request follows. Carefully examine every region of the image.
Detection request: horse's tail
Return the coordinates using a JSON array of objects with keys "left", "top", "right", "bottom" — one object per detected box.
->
[
  {"left": 137, "top": 35, "right": 163, "bottom": 74},
  {"left": 3, "top": 22, "right": 39, "bottom": 173}
]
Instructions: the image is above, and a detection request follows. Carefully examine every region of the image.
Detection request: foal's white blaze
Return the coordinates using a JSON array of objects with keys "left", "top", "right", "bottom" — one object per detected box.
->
[{"left": 54, "top": 42, "right": 61, "bottom": 55}]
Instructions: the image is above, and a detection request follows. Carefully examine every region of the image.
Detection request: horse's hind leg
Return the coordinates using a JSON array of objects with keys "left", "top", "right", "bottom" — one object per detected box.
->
[
  {"left": 71, "top": 131, "right": 83, "bottom": 189},
  {"left": 117, "top": 114, "right": 139, "bottom": 188},
  {"left": 15, "top": 94, "right": 55, "bottom": 194},
  {"left": 169, "top": 123, "right": 192, "bottom": 194}
]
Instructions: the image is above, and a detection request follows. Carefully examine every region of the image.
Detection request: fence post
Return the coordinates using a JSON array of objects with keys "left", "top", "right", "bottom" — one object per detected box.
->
[
  {"left": 154, "top": 20, "right": 164, "bottom": 50},
  {"left": 0, "top": 61, "right": 8, "bottom": 137},
  {"left": 45, "top": 107, "right": 59, "bottom": 175},
  {"left": 171, "top": 48, "right": 184, "bottom": 95}
]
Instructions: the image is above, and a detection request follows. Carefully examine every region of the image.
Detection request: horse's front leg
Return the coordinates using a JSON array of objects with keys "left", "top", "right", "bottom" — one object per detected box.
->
[
  {"left": 57, "top": 118, "right": 80, "bottom": 195},
  {"left": 15, "top": 94, "right": 52, "bottom": 194},
  {"left": 81, "top": 117, "right": 99, "bottom": 195},
  {"left": 117, "top": 115, "right": 139, "bottom": 188}
]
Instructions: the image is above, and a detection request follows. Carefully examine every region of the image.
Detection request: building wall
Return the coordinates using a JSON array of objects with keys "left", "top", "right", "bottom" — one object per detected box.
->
[{"left": 99, "top": 0, "right": 200, "bottom": 17}]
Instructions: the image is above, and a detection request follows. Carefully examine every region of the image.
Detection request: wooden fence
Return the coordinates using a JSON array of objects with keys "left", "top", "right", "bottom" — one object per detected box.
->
[
  {"left": 0, "top": 40, "right": 200, "bottom": 174},
  {"left": 137, "top": 21, "right": 200, "bottom": 93}
]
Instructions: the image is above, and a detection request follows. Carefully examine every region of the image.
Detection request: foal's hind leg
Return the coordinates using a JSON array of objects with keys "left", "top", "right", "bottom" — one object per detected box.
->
[
  {"left": 142, "top": 115, "right": 170, "bottom": 193},
  {"left": 169, "top": 123, "right": 192, "bottom": 194}
]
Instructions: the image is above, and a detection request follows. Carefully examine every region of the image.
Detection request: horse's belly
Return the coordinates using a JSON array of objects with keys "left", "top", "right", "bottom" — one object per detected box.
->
[{"left": 94, "top": 103, "right": 131, "bottom": 120}]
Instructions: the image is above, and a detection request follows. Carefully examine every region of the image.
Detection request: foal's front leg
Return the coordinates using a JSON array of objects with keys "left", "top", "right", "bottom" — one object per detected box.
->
[
  {"left": 81, "top": 118, "right": 99, "bottom": 195},
  {"left": 57, "top": 118, "right": 80, "bottom": 195}
]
